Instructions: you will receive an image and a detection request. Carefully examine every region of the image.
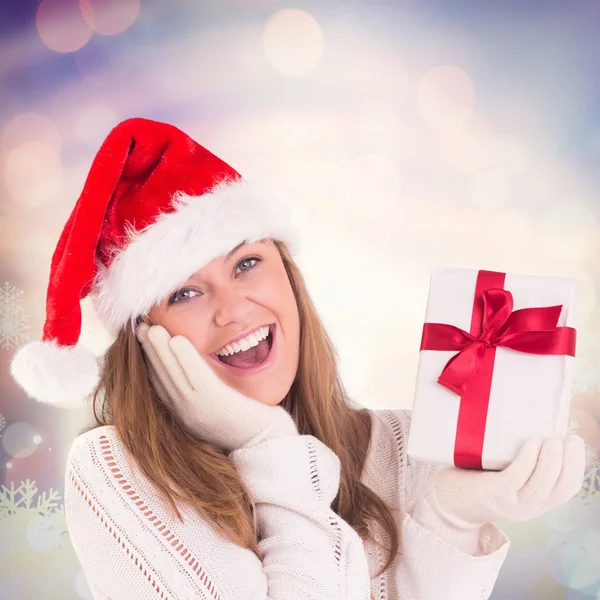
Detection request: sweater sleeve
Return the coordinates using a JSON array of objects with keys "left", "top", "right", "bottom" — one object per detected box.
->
[
  {"left": 228, "top": 435, "right": 371, "bottom": 599},
  {"left": 64, "top": 426, "right": 370, "bottom": 600},
  {"left": 388, "top": 409, "right": 511, "bottom": 600}
]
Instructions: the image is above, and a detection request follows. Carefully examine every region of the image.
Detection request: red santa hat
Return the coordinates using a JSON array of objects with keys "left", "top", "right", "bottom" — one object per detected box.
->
[{"left": 10, "top": 117, "right": 301, "bottom": 407}]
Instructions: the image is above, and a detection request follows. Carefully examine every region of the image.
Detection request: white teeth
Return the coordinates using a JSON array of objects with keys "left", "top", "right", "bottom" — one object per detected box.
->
[{"left": 216, "top": 325, "right": 270, "bottom": 356}]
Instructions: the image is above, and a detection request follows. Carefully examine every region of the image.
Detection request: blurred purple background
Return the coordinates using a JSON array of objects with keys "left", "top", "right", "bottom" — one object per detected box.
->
[{"left": 1, "top": 1, "right": 599, "bottom": 598}]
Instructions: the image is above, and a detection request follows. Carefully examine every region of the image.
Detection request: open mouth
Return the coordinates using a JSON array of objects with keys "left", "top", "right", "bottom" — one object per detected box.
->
[{"left": 212, "top": 324, "right": 276, "bottom": 374}]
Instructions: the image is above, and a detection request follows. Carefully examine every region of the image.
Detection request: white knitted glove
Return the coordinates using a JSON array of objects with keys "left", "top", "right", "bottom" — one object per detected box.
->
[
  {"left": 135, "top": 323, "right": 298, "bottom": 453},
  {"left": 412, "top": 435, "right": 586, "bottom": 553}
]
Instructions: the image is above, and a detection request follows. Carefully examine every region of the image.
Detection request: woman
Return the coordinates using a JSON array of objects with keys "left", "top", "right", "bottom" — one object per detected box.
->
[{"left": 11, "top": 118, "right": 585, "bottom": 600}]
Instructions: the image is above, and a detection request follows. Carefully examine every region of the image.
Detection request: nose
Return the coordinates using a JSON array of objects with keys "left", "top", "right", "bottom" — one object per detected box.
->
[{"left": 212, "top": 285, "right": 254, "bottom": 327}]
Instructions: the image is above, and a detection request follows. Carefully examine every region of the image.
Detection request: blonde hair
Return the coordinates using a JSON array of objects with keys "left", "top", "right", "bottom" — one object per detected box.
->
[{"left": 81, "top": 240, "right": 401, "bottom": 578}]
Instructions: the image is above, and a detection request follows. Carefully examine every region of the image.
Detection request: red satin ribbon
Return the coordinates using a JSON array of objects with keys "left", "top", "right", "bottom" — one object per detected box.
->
[{"left": 419, "top": 270, "right": 576, "bottom": 469}]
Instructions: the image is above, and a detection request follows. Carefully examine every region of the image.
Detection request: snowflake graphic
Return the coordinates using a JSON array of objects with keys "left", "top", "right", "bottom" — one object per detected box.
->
[
  {"left": 579, "top": 444, "right": 600, "bottom": 500},
  {"left": 0, "top": 413, "right": 6, "bottom": 435},
  {"left": 0, "top": 479, "right": 62, "bottom": 519},
  {"left": 0, "top": 281, "right": 30, "bottom": 350},
  {"left": 584, "top": 444, "right": 597, "bottom": 467},
  {"left": 0, "top": 478, "right": 70, "bottom": 590}
]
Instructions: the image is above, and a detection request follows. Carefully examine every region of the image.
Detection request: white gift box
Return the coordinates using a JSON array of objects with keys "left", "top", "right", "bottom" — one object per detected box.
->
[{"left": 407, "top": 267, "right": 577, "bottom": 471}]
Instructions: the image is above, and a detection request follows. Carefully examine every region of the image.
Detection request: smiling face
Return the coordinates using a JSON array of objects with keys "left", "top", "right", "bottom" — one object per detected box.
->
[{"left": 147, "top": 239, "right": 300, "bottom": 406}]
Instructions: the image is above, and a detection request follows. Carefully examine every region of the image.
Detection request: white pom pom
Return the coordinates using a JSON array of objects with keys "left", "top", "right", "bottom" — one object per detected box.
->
[{"left": 10, "top": 340, "right": 100, "bottom": 407}]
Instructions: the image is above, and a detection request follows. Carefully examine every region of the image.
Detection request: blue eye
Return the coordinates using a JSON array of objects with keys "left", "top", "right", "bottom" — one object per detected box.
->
[
  {"left": 237, "top": 256, "right": 261, "bottom": 274},
  {"left": 168, "top": 256, "right": 261, "bottom": 305},
  {"left": 169, "top": 288, "right": 199, "bottom": 305}
]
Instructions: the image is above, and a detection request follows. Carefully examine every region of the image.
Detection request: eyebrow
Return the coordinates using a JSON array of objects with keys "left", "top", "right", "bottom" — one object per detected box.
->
[{"left": 225, "top": 241, "right": 247, "bottom": 261}]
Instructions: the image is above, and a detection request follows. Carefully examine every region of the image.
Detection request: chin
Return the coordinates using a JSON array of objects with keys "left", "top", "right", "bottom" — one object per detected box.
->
[
  {"left": 249, "top": 391, "right": 285, "bottom": 406},
  {"left": 237, "top": 383, "right": 288, "bottom": 406}
]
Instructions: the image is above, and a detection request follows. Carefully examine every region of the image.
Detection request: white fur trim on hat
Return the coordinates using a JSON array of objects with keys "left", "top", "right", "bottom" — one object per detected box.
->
[
  {"left": 10, "top": 340, "right": 99, "bottom": 406},
  {"left": 90, "top": 178, "right": 301, "bottom": 334}
]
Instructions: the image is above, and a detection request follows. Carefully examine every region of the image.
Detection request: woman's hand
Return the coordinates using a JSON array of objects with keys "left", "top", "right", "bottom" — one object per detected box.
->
[
  {"left": 135, "top": 323, "right": 298, "bottom": 453},
  {"left": 413, "top": 435, "right": 586, "bottom": 535}
]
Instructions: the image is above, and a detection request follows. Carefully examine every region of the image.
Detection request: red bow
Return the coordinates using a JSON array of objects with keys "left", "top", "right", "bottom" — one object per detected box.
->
[{"left": 421, "top": 288, "right": 576, "bottom": 396}]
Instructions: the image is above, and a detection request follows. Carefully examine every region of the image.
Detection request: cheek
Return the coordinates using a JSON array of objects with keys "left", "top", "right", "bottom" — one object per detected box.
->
[
  {"left": 258, "top": 278, "right": 298, "bottom": 325},
  {"left": 160, "top": 313, "right": 212, "bottom": 353}
]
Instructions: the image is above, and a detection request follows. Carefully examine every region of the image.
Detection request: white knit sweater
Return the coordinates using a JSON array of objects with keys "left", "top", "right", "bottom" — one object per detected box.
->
[{"left": 64, "top": 409, "right": 510, "bottom": 599}]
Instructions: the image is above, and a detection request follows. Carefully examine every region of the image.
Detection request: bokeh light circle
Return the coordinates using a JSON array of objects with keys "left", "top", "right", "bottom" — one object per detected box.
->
[
  {"left": 80, "top": 0, "right": 140, "bottom": 36},
  {"left": 25, "top": 513, "right": 65, "bottom": 552},
  {"left": 544, "top": 525, "right": 600, "bottom": 594},
  {"left": 1, "top": 141, "right": 63, "bottom": 208},
  {"left": 417, "top": 65, "right": 475, "bottom": 128},
  {"left": 263, "top": 9, "right": 324, "bottom": 77},
  {"left": 36, "top": 0, "right": 93, "bottom": 53},
  {"left": 1, "top": 422, "right": 39, "bottom": 459},
  {"left": 1, "top": 113, "right": 61, "bottom": 153}
]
